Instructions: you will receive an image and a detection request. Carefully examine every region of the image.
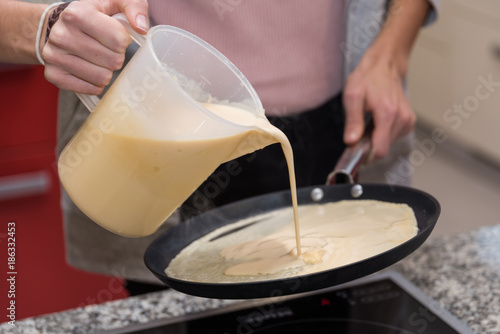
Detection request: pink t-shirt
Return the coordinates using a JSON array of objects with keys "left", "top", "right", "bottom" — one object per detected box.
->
[{"left": 149, "top": 0, "right": 345, "bottom": 116}]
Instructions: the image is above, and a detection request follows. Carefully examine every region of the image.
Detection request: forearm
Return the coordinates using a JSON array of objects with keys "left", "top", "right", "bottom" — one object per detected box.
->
[
  {"left": 342, "top": 0, "right": 431, "bottom": 158},
  {"left": 0, "top": 0, "right": 49, "bottom": 64},
  {"left": 360, "top": 0, "right": 431, "bottom": 78}
]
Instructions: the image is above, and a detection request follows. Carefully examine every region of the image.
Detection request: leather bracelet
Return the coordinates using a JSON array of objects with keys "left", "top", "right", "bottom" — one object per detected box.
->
[
  {"left": 45, "top": 2, "right": 70, "bottom": 43},
  {"left": 36, "top": 2, "right": 64, "bottom": 65}
]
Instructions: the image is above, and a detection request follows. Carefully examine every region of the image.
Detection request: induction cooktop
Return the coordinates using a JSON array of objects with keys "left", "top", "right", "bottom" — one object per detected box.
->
[{"left": 97, "top": 271, "right": 474, "bottom": 334}]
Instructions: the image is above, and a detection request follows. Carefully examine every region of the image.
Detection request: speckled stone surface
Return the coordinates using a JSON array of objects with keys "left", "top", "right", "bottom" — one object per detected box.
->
[
  {"left": 2, "top": 224, "right": 499, "bottom": 334},
  {"left": 393, "top": 224, "right": 500, "bottom": 334}
]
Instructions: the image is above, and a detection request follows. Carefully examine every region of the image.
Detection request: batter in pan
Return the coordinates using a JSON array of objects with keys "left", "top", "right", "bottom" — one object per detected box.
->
[{"left": 165, "top": 199, "right": 418, "bottom": 283}]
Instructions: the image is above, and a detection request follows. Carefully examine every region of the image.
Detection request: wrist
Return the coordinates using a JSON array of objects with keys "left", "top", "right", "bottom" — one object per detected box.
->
[
  {"left": 361, "top": 37, "right": 410, "bottom": 79},
  {"left": 359, "top": 0, "right": 432, "bottom": 79}
]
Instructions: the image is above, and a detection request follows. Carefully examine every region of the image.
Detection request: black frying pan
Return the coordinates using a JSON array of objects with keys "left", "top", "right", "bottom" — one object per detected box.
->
[{"left": 144, "top": 130, "right": 441, "bottom": 299}]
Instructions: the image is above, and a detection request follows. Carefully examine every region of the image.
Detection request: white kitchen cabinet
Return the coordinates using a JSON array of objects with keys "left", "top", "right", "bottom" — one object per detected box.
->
[{"left": 408, "top": 0, "right": 500, "bottom": 165}]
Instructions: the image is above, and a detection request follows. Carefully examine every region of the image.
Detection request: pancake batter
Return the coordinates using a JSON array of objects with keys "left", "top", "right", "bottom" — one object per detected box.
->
[
  {"left": 59, "top": 101, "right": 300, "bottom": 239},
  {"left": 165, "top": 199, "right": 418, "bottom": 283}
]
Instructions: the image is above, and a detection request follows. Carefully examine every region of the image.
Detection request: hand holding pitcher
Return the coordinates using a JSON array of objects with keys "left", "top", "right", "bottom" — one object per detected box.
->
[
  {"left": 42, "top": 0, "right": 149, "bottom": 95},
  {"left": 58, "top": 16, "right": 280, "bottom": 237}
]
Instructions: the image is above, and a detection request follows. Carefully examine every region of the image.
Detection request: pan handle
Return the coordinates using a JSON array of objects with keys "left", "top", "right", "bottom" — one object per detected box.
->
[{"left": 326, "top": 118, "right": 373, "bottom": 186}]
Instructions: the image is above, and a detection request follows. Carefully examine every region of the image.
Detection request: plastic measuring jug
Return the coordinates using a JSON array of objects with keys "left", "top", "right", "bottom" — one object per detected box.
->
[{"left": 57, "top": 14, "right": 279, "bottom": 237}]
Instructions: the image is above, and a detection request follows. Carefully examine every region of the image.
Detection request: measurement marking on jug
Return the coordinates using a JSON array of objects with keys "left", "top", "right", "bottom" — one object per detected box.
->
[{"left": 200, "top": 75, "right": 212, "bottom": 86}]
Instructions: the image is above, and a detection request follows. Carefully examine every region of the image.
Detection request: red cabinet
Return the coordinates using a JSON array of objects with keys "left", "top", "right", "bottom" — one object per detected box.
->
[{"left": 0, "top": 66, "right": 128, "bottom": 321}]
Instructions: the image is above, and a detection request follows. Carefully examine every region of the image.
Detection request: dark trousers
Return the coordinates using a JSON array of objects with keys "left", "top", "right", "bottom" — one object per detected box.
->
[{"left": 180, "top": 93, "right": 346, "bottom": 219}]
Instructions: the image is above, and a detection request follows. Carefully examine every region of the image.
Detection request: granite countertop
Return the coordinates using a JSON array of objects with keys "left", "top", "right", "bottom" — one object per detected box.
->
[{"left": 3, "top": 224, "right": 500, "bottom": 334}]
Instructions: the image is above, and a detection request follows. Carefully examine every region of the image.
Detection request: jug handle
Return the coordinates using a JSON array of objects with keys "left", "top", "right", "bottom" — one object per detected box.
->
[{"left": 75, "top": 13, "right": 147, "bottom": 112}]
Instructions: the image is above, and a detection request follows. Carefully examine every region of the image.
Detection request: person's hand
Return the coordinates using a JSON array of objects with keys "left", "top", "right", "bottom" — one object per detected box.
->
[
  {"left": 341, "top": 0, "right": 432, "bottom": 163},
  {"left": 343, "top": 0, "right": 430, "bottom": 163},
  {"left": 342, "top": 55, "right": 416, "bottom": 162},
  {"left": 42, "top": 0, "right": 149, "bottom": 95}
]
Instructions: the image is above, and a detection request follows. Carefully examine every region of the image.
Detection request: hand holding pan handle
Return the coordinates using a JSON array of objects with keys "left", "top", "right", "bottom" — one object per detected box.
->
[{"left": 326, "top": 117, "right": 374, "bottom": 197}]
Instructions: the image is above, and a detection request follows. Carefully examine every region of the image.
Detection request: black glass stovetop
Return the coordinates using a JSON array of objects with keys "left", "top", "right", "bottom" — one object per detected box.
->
[{"left": 99, "top": 272, "right": 474, "bottom": 334}]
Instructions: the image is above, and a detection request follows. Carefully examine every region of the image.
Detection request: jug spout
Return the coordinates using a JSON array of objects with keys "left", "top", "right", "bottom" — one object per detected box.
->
[{"left": 224, "top": 119, "right": 282, "bottom": 162}]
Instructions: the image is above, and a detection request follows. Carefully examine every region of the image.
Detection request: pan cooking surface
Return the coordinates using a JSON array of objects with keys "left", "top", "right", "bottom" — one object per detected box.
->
[
  {"left": 144, "top": 184, "right": 440, "bottom": 299},
  {"left": 165, "top": 200, "right": 419, "bottom": 283}
]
